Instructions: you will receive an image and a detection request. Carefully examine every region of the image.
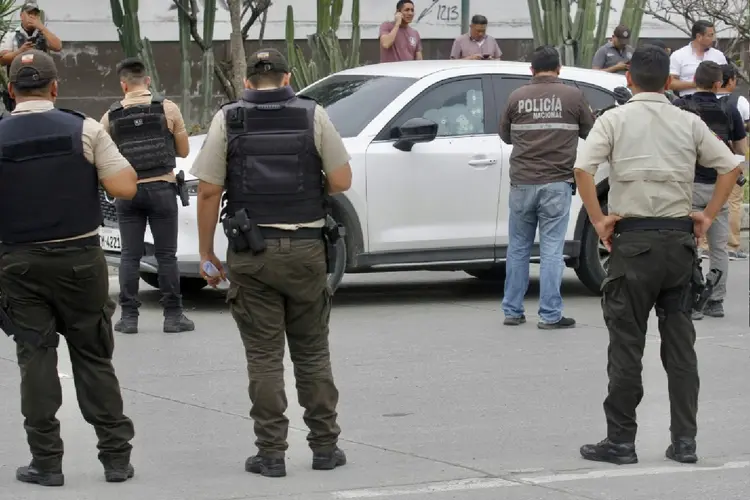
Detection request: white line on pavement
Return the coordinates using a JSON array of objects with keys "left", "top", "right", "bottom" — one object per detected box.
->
[{"left": 331, "top": 461, "right": 750, "bottom": 498}]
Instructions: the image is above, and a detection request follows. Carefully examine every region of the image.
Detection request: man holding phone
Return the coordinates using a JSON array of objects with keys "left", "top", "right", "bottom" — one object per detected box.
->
[
  {"left": 450, "top": 14, "right": 502, "bottom": 60},
  {"left": 379, "top": 0, "right": 423, "bottom": 62},
  {"left": 592, "top": 25, "right": 633, "bottom": 74}
]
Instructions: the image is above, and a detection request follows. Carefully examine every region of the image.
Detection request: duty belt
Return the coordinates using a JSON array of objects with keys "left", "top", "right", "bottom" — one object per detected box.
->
[
  {"left": 259, "top": 227, "right": 323, "bottom": 239},
  {"left": 0, "top": 234, "right": 100, "bottom": 252},
  {"left": 615, "top": 217, "right": 693, "bottom": 233}
]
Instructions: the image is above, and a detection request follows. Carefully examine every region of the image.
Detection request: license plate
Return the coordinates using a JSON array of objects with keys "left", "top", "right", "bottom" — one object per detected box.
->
[{"left": 100, "top": 227, "right": 122, "bottom": 252}]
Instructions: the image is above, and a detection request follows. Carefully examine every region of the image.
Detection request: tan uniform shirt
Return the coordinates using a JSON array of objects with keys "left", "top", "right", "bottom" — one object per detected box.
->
[
  {"left": 190, "top": 103, "right": 351, "bottom": 230},
  {"left": 10, "top": 100, "right": 132, "bottom": 241},
  {"left": 100, "top": 89, "right": 186, "bottom": 184},
  {"left": 573, "top": 92, "right": 740, "bottom": 218}
]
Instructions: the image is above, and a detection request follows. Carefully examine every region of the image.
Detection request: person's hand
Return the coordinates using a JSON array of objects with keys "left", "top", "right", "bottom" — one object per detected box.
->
[
  {"left": 593, "top": 214, "right": 623, "bottom": 252},
  {"left": 18, "top": 41, "right": 34, "bottom": 53},
  {"left": 469, "top": 54, "right": 483, "bottom": 60},
  {"left": 199, "top": 252, "right": 226, "bottom": 288},
  {"left": 28, "top": 17, "right": 43, "bottom": 31},
  {"left": 394, "top": 11, "right": 403, "bottom": 25},
  {"left": 614, "top": 61, "right": 629, "bottom": 71},
  {"left": 689, "top": 211, "right": 713, "bottom": 241}
]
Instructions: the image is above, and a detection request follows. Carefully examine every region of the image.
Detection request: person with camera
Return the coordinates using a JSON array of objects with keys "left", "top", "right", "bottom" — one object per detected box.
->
[
  {"left": 0, "top": 2, "right": 62, "bottom": 65},
  {"left": 673, "top": 61, "right": 748, "bottom": 320},
  {"left": 449, "top": 14, "right": 502, "bottom": 60}
]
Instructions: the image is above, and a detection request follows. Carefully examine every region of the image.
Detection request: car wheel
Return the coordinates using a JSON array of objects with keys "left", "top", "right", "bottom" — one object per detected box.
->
[
  {"left": 575, "top": 198, "right": 610, "bottom": 295},
  {"left": 139, "top": 272, "right": 208, "bottom": 294},
  {"left": 465, "top": 266, "right": 506, "bottom": 281},
  {"left": 326, "top": 215, "right": 347, "bottom": 294}
]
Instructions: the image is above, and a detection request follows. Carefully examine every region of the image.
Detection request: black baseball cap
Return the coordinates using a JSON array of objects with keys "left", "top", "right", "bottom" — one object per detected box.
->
[
  {"left": 246, "top": 48, "right": 290, "bottom": 76},
  {"left": 21, "top": 1, "right": 41, "bottom": 13},
  {"left": 9, "top": 49, "right": 57, "bottom": 89},
  {"left": 613, "top": 24, "right": 631, "bottom": 39}
]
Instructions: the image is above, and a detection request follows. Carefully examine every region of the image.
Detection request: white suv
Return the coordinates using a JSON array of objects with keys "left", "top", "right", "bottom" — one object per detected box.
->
[{"left": 101, "top": 60, "right": 624, "bottom": 294}]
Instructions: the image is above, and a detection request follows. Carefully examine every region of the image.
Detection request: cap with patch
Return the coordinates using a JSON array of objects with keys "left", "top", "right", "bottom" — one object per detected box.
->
[
  {"left": 247, "top": 48, "right": 290, "bottom": 76},
  {"left": 9, "top": 49, "right": 58, "bottom": 89},
  {"left": 613, "top": 24, "right": 630, "bottom": 39},
  {"left": 21, "top": 1, "right": 41, "bottom": 13}
]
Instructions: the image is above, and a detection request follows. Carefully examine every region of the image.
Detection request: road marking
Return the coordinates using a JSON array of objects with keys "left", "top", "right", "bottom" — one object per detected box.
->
[{"left": 331, "top": 461, "right": 750, "bottom": 498}]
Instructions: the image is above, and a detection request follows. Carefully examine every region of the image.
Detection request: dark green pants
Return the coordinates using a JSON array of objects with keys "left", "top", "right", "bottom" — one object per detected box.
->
[
  {"left": 226, "top": 238, "right": 341, "bottom": 458},
  {"left": 600, "top": 229, "right": 699, "bottom": 443},
  {"left": 0, "top": 244, "right": 135, "bottom": 470}
]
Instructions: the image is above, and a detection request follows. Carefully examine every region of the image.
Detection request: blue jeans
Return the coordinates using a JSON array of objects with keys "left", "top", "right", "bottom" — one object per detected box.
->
[{"left": 502, "top": 182, "right": 572, "bottom": 324}]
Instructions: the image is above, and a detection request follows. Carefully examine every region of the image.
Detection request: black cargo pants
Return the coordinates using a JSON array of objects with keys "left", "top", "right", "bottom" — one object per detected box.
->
[
  {"left": 600, "top": 223, "right": 699, "bottom": 443},
  {"left": 115, "top": 181, "right": 182, "bottom": 317},
  {"left": 0, "top": 240, "right": 135, "bottom": 470},
  {"left": 226, "top": 237, "right": 341, "bottom": 458}
]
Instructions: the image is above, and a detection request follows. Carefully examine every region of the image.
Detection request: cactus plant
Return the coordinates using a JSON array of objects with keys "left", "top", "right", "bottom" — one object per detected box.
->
[
  {"left": 527, "top": 0, "right": 643, "bottom": 69},
  {"left": 109, "top": 0, "right": 163, "bottom": 94},
  {"left": 285, "top": 0, "right": 361, "bottom": 91},
  {"left": 201, "top": 0, "right": 217, "bottom": 126},
  {"left": 175, "top": 0, "right": 192, "bottom": 124}
]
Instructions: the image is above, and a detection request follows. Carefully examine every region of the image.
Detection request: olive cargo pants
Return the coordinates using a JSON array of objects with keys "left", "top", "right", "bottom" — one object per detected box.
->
[
  {"left": 600, "top": 228, "right": 699, "bottom": 443},
  {"left": 226, "top": 238, "right": 341, "bottom": 457},
  {"left": 0, "top": 244, "right": 135, "bottom": 470}
]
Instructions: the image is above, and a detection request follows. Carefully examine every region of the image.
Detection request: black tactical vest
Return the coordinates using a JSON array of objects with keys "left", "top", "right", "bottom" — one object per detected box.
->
[
  {"left": 0, "top": 108, "right": 103, "bottom": 244},
  {"left": 15, "top": 29, "right": 48, "bottom": 52},
  {"left": 680, "top": 95, "right": 734, "bottom": 184},
  {"left": 107, "top": 96, "right": 176, "bottom": 180},
  {"left": 222, "top": 87, "right": 326, "bottom": 225}
]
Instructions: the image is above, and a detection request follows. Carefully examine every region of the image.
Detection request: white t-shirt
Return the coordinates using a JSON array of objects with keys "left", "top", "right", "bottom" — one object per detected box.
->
[
  {"left": 718, "top": 93, "right": 750, "bottom": 122},
  {"left": 669, "top": 44, "right": 727, "bottom": 96},
  {"left": 0, "top": 27, "right": 42, "bottom": 53}
]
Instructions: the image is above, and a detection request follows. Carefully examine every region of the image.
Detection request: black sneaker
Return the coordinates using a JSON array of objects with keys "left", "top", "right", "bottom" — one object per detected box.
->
[
  {"left": 16, "top": 462, "right": 64, "bottom": 487},
  {"left": 666, "top": 437, "right": 698, "bottom": 464},
  {"left": 312, "top": 447, "right": 347, "bottom": 470},
  {"left": 163, "top": 314, "right": 195, "bottom": 333},
  {"left": 114, "top": 315, "right": 138, "bottom": 334},
  {"left": 580, "top": 438, "right": 638, "bottom": 465},
  {"left": 538, "top": 317, "right": 576, "bottom": 330},
  {"left": 104, "top": 463, "right": 135, "bottom": 483},
  {"left": 702, "top": 300, "right": 724, "bottom": 318},
  {"left": 245, "top": 455, "right": 286, "bottom": 478},
  {"left": 503, "top": 315, "right": 526, "bottom": 326}
]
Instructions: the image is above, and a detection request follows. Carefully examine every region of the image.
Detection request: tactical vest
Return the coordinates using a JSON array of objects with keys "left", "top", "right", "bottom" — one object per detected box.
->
[
  {"left": 15, "top": 29, "right": 48, "bottom": 53},
  {"left": 222, "top": 87, "right": 326, "bottom": 225},
  {"left": 107, "top": 97, "right": 176, "bottom": 180},
  {"left": 680, "top": 96, "right": 734, "bottom": 184},
  {"left": 0, "top": 109, "right": 103, "bottom": 244}
]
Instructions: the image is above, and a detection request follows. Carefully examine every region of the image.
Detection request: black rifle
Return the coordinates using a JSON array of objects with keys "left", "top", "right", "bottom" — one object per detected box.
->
[
  {"left": 692, "top": 264, "right": 723, "bottom": 312},
  {"left": 175, "top": 170, "right": 190, "bottom": 207},
  {"left": 0, "top": 294, "right": 45, "bottom": 348}
]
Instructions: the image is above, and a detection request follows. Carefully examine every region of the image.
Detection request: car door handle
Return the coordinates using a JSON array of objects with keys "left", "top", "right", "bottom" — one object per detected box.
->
[{"left": 468, "top": 159, "right": 497, "bottom": 167}]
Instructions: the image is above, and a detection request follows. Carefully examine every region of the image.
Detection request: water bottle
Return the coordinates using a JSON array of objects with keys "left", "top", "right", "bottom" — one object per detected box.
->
[{"left": 202, "top": 261, "right": 221, "bottom": 278}]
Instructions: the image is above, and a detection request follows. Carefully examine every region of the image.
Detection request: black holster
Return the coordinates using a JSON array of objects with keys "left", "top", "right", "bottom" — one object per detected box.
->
[
  {"left": 323, "top": 216, "right": 346, "bottom": 274},
  {"left": 175, "top": 170, "right": 190, "bottom": 207},
  {"left": 222, "top": 209, "right": 267, "bottom": 255},
  {"left": 691, "top": 260, "right": 723, "bottom": 311}
]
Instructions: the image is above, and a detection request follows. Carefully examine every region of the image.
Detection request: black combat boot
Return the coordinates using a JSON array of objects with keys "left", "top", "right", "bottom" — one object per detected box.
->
[
  {"left": 104, "top": 463, "right": 135, "bottom": 483},
  {"left": 245, "top": 455, "right": 286, "bottom": 478},
  {"left": 312, "top": 447, "right": 347, "bottom": 470},
  {"left": 114, "top": 312, "right": 138, "bottom": 334},
  {"left": 580, "top": 438, "right": 638, "bottom": 465},
  {"left": 666, "top": 437, "right": 698, "bottom": 464},
  {"left": 16, "top": 461, "right": 64, "bottom": 487},
  {"left": 163, "top": 313, "right": 195, "bottom": 333}
]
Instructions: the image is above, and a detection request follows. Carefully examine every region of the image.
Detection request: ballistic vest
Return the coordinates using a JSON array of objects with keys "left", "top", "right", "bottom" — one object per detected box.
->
[
  {"left": 679, "top": 95, "right": 734, "bottom": 184},
  {"left": 222, "top": 87, "right": 326, "bottom": 224},
  {"left": 0, "top": 108, "right": 102, "bottom": 244},
  {"left": 15, "top": 29, "right": 48, "bottom": 53},
  {"left": 107, "top": 97, "right": 176, "bottom": 180}
]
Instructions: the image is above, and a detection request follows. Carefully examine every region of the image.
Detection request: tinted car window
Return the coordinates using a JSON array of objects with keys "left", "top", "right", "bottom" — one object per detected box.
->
[
  {"left": 390, "top": 78, "right": 485, "bottom": 137},
  {"left": 577, "top": 83, "right": 616, "bottom": 111},
  {"left": 300, "top": 75, "right": 416, "bottom": 138},
  {"left": 494, "top": 76, "right": 531, "bottom": 111}
]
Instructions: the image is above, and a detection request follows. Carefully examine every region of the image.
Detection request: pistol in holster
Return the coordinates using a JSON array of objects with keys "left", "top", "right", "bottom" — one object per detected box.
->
[
  {"left": 222, "top": 209, "right": 267, "bottom": 255},
  {"left": 323, "top": 215, "right": 346, "bottom": 274},
  {"left": 175, "top": 170, "right": 190, "bottom": 207}
]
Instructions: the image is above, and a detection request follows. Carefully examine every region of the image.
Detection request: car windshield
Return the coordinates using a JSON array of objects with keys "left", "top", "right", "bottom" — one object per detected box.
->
[{"left": 300, "top": 74, "right": 416, "bottom": 138}]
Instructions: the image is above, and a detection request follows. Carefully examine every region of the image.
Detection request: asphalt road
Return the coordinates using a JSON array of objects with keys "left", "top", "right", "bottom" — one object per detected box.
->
[{"left": 0, "top": 263, "right": 748, "bottom": 500}]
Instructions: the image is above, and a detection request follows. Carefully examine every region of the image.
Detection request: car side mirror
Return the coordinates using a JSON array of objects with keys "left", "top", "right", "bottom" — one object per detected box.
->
[{"left": 393, "top": 117, "right": 439, "bottom": 152}]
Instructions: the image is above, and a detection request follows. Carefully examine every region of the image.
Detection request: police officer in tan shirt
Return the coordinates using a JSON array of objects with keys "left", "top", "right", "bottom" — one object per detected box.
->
[
  {"left": 0, "top": 50, "right": 137, "bottom": 486},
  {"left": 100, "top": 58, "right": 193, "bottom": 335},
  {"left": 574, "top": 45, "right": 741, "bottom": 467}
]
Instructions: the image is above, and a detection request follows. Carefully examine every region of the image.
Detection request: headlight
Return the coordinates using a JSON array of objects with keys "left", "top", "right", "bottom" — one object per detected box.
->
[{"left": 185, "top": 179, "right": 199, "bottom": 196}]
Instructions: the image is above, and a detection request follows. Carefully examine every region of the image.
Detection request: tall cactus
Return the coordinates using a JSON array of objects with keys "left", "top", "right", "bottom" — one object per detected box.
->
[
  {"left": 285, "top": 0, "right": 361, "bottom": 91},
  {"left": 201, "top": 0, "right": 217, "bottom": 127},
  {"left": 175, "top": 0, "right": 192, "bottom": 124},
  {"left": 527, "top": 0, "right": 643, "bottom": 69},
  {"left": 109, "top": 0, "right": 162, "bottom": 94}
]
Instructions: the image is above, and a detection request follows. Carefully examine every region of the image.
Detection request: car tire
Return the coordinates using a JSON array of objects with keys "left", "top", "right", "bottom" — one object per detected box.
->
[
  {"left": 139, "top": 272, "right": 208, "bottom": 294},
  {"left": 465, "top": 266, "right": 506, "bottom": 281},
  {"left": 575, "top": 198, "right": 609, "bottom": 295},
  {"left": 326, "top": 215, "right": 347, "bottom": 294}
]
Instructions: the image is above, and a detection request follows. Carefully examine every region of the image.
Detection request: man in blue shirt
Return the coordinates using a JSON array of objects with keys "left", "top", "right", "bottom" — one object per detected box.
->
[{"left": 673, "top": 61, "right": 748, "bottom": 320}]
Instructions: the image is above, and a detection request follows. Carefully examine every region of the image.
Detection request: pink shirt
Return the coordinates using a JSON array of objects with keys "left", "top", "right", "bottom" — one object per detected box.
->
[{"left": 379, "top": 22, "right": 422, "bottom": 63}]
